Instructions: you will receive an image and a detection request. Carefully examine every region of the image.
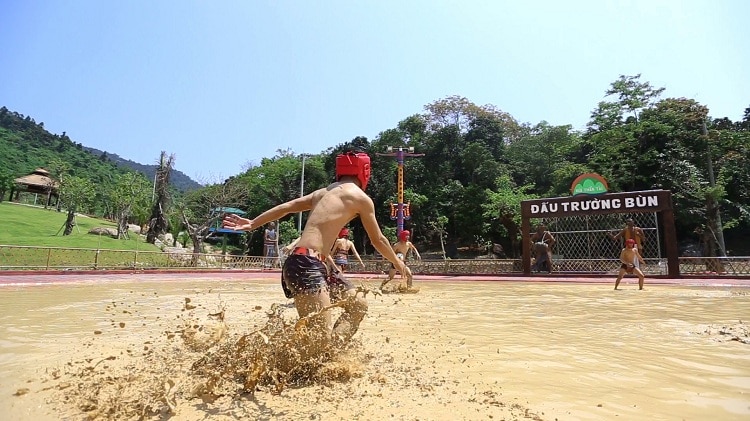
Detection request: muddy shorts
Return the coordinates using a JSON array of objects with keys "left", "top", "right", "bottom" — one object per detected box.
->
[
  {"left": 327, "top": 270, "right": 355, "bottom": 303},
  {"left": 620, "top": 263, "right": 635, "bottom": 274},
  {"left": 281, "top": 253, "right": 328, "bottom": 298}
]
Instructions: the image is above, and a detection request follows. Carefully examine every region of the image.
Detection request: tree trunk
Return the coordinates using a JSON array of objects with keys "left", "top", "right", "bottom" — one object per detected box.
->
[
  {"left": 438, "top": 229, "right": 446, "bottom": 259},
  {"left": 147, "top": 203, "right": 169, "bottom": 243},
  {"left": 701, "top": 226, "right": 725, "bottom": 273},
  {"left": 117, "top": 206, "right": 131, "bottom": 239},
  {"left": 63, "top": 209, "right": 76, "bottom": 236},
  {"left": 191, "top": 235, "right": 203, "bottom": 267},
  {"left": 500, "top": 214, "right": 521, "bottom": 257}
]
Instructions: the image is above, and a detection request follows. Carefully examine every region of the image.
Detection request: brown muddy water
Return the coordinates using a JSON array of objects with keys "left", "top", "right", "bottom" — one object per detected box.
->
[{"left": 0, "top": 276, "right": 748, "bottom": 420}]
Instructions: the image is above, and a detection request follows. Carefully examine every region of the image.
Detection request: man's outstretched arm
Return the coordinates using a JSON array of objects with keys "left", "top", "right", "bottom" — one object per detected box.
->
[
  {"left": 223, "top": 194, "right": 315, "bottom": 232},
  {"left": 357, "top": 196, "right": 406, "bottom": 274},
  {"left": 410, "top": 242, "right": 422, "bottom": 260}
]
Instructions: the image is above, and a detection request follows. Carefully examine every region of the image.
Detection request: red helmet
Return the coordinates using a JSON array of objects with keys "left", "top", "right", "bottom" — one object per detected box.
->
[
  {"left": 625, "top": 239, "right": 636, "bottom": 247},
  {"left": 336, "top": 152, "right": 371, "bottom": 190},
  {"left": 399, "top": 230, "right": 410, "bottom": 242},
  {"left": 338, "top": 228, "right": 349, "bottom": 238}
]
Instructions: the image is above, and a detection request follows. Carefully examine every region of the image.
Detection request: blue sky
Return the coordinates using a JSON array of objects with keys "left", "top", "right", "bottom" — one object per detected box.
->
[{"left": 2, "top": 0, "right": 748, "bottom": 182}]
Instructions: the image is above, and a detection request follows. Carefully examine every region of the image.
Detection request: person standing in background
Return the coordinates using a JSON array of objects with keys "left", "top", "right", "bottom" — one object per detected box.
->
[
  {"left": 531, "top": 223, "right": 555, "bottom": 273},
  {"left": 610, "top": 218, "right": 645, "bottom": 253},
  {"left": 263, "top": 221, "right": 279, "bottom": 268}
]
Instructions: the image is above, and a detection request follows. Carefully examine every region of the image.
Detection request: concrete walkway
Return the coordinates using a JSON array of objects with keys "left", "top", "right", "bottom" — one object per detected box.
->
[{"left": 1, "top": 270, "right": 749, "bottom": 287}]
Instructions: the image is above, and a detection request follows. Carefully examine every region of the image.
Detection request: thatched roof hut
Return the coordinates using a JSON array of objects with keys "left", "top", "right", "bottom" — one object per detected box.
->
[
  {"left": 11, "top": 168, "right": 59, "bottom": 206},
  {"left": 15, "top": 168, "right": 58, "bottom": 192}
]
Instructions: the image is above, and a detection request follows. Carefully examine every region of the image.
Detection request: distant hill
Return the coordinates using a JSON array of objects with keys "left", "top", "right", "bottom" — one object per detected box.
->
[
  {"left": 81, "top": 146, "right": 202, "bottom": 192},
  {"left": 0, "top": 107, "right": 202, "bottom": 192}
]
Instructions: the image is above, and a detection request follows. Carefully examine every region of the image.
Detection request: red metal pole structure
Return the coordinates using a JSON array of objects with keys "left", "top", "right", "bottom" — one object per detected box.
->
[{"left": 377, "top": 146, "right": 424, "bottom": 236}]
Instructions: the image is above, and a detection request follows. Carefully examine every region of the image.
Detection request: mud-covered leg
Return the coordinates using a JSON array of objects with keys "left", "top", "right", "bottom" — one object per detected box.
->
[
  {"left": 332, "top": 289, "right": 368, "bottom": 346},
  {"left": 614, "top": 269, "right": 625, "bottom": 290},
  {"left": 381, "top": 267, "right": 396, "bottom": 289},
  {"left": 405, "top": 266, "right": 414, "bottom": 288},
  {"left": 294, "top": 289, "right": 333, "bottom": 356},
  {"left": 635, "top": 268, "right": 645, "bottom": 290}
]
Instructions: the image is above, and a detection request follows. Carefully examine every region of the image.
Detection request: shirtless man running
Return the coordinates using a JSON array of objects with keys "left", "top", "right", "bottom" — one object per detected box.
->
[
  {"left": 381, "top": 229, "right": 421, "bottom": 289},
  {"left": 223, "top": 152, "right": 406, "bottom": 347}
]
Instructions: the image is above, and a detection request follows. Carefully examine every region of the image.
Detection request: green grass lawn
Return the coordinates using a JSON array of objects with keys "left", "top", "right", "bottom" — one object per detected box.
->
[{"left": 0, "top": 201, "right": 160, "bottom": 251}]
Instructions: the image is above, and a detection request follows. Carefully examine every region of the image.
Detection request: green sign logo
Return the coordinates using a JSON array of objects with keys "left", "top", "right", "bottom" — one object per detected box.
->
[{"left": 570, "top": 173, "right": 609, "bottom": 195}]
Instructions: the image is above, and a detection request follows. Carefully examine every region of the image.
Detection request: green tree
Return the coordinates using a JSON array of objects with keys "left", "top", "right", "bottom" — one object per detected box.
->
[
  {"left": 507, "top": 122, "right": 580, "bottom": 196},
  {"left": 483, "top": 175, "right": 538, "bottom": 257},
  {"left": 423, "top": 95, "right": 521, "bottom": 138},
  {"left": 58, "top": 176, "right": 96, "bottom": 236},
  {"left": 46, "top": 157, "right": 69, "bottom": 209},
  {"left": 0, "top": 169, "right": 14, "bottom": 202},
  {"left": 108, "top": 172, "right": 152, "bottom": 239},
  {"left": 426, "top": 215, "right": 449, "bottom": 259},
  {"left": 602, "top": 73, "right": 665, "bottom": 124}
]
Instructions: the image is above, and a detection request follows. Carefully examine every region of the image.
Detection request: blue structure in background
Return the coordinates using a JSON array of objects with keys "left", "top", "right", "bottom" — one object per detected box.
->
[{"left": 208, "top": 207, "right": 247, "bottom": 253}]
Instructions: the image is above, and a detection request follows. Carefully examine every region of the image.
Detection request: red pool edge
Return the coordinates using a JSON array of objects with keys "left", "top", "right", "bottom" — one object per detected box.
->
[{"left": 1, "top": 269, "right": 749, "bottom": 287}]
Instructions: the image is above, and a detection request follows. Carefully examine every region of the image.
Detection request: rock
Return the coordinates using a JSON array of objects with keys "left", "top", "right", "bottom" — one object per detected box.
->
[
  {"left": 89, "top": 227, "right": 118, "bottom": 238},
  {"left": 159, "top": 233, "right": 174, "bottom": 245}
]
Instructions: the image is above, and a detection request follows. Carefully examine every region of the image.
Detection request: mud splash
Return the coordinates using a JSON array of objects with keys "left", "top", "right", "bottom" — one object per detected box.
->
[{"left": 33, "top": 289, "right": 384, "bottom": 420}]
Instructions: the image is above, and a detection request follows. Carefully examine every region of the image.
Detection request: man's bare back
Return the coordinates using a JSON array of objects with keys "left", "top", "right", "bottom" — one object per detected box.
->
[
  {"left": 222, "top": 179, "right": 403, "bottom": 271},
  {"left": 295, "top": 183, "right": 369, "bottom": 255},
  {"left": 333, "top": 237, "right": 352, "bottom": 252}
]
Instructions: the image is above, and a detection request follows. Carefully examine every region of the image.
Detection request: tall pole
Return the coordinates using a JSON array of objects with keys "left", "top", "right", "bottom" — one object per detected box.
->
[
  {"left": 377, "top": 146, "right": 424, "bottom": 237},
  {"left": 151, "top": 171, "right": 157, "bottom": 202},
  {"left": 396, "top": 149, "right": 406, "bottom": 234},
  {"left": 298, "top": 154, "right": 306, "bottom": 233}
]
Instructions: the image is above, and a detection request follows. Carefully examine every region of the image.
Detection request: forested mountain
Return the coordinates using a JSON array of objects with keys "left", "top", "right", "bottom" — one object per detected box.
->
[
  {"left": 81, "top": 146, "right": 201, "bottom": 192},
  {"left": 0, "top": 107, "right": 201, "bottom": 192}
]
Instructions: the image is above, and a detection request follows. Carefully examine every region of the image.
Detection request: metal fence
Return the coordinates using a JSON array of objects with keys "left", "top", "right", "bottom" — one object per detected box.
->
[
  {"left": 1, "top": 245, "right": 749, "bottom": 277},
  {"left": 541, "top": 212, "right": 661, "bottom": 269},
  {"left": 0, "top": 245, "right": 269, "bottom": 271}
]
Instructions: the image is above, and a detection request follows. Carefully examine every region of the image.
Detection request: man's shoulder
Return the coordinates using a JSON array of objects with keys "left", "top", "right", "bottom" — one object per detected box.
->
[{"left": 321, "top": 183, "right": 370, "bottom": 200}]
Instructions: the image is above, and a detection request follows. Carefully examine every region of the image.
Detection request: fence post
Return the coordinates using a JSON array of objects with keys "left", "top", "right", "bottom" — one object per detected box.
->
[{"left": 46, "top": 248, "right": 52, "bottom": 270}]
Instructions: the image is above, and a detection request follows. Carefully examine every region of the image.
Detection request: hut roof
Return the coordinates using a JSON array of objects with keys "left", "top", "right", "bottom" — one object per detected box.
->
[{"left": 15, "top": 168, "right": 59, "bottom": 190}]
